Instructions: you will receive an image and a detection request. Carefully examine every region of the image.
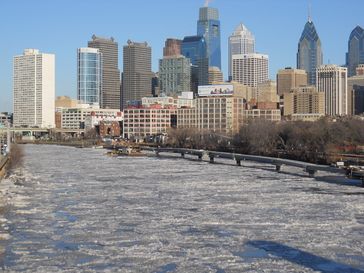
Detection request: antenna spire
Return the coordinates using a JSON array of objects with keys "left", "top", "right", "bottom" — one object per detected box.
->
[
  {"left": 308, "top": 1, "right": 312, "bottom": 22},
  {"left": 204, "top": 0, "right": 212, "bottom": 7}
]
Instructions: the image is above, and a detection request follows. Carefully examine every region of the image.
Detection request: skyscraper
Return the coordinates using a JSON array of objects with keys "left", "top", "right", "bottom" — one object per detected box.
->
[
  {"left": 297, "top": 19, "right": 323, "bottom": 85},
  {"left": 208, "top": 66, "right": 223, "bottom": 84},
  {"left": 232, "top": 53, "right": 269, "bottom": 87},
  {"left": 316, "top": 65, "right": 348, "bottom": 116},
  {"left": 276, "top": 68, "right": 308, "bottom": 96},
  {"left": 159, "top": 55, "right": 191, "bottom": 97},
  {"left": 122, "top": 40, "right": 153, "bottom": 109},
  {"left": 77, "top": 48, "right": 102, "bottom": 105},
  {"left": 346, "top": 25, "right": 364, "bottom": 77},
  {"left": 88, "top": 35, "right": 120, "bottom": 109},
  {"left": 13, "top": 49, "right": 55, "bottom": 128},
  {"left": 197, "top": 5, "right": 221, "bottom": 69},
  {"left": 163, "top": 38, "right": 182, "bottom": 57},
  {"left": 228, "top": 23, "right": 255, "bottom": 79},
  {"left": 181, "top": 36, "right": 209, "bottom": 92}
]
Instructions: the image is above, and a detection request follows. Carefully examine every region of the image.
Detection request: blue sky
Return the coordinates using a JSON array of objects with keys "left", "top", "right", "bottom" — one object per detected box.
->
[{"left": 1, "top": 0, "right": 363, "bottom": 112}]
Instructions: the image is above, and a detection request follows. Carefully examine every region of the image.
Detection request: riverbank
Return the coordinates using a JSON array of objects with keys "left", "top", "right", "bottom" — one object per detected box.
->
[
  {"left": 16, "top": 139, "right": 97, "bottom": 148},
  {"left": 0, "top": 156, "right": 9, "bottom": 180}
]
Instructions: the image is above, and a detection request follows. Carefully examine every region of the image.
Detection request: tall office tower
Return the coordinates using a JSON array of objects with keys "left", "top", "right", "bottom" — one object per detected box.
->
[
  {"left": 77, "top": 48, "right": 102, "bottom": 105},
  {"left": 297, "top": 18, "right": 323, "bottom": 85},
  {"left": 197, "top": 5, "right": 221, "bottom": 69},
  {"left": 163, "top": 38, "right": 182, "bottom": 57},
  {"left": 159, "top": 55, "right": 191, "bottom": 96},
  {"left": 276, "top": 68, "right": 308, "bottom": 96},
  {"left": 316, "top": 65, "right": 348, "bottom": 116},
  {"left": 348, "top": 67, "right": 364, "bottom": 115},
  {"left": 208, "top": 66, "right": 223, "bottom": 84},
  {"left": 346, "top": 26, "right": 364, "bottom": 77},
  {"left": 228, "top": 23, "right": 255, "bottom": 79},
  {"left": 13, "top": 49, "right": 55, "bottom": 128},
  {"left": 88, "top": 35, "right": 120, "bottom": 109},
  {"left": 181, "top": 36, "right": 209, "bottom": 92},
  {"left": 122, "top": 40, "right": 153, "bottom": 109},
  {"left": 232, "top": 53, "right": 269, "bottom": 87}
]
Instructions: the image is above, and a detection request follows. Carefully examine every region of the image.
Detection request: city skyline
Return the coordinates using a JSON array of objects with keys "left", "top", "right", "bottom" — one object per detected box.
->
[{"left": 1, "top": 0, "right": 363, "bottom": 112}]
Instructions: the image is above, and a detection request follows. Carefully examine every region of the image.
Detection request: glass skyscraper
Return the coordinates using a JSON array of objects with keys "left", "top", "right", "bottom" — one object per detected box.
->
[
  {"left": 297, "top": 19, "right": 323, "bottom": 85},
  {"left": 77, "top": 48, "right": 102, "bottom": 105},
  {"left": 346, "top": 25, "right": 364, "bottom": 77},
  {"left": 181, "top": 36, "right": 209, "bottom": 91},
  {"left": 197, "top": 6, "right": 221, "bottom": 69}
]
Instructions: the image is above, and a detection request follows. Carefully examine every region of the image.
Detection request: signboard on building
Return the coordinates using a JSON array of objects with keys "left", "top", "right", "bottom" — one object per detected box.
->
[{"left": 198, "top": 85, "right": 234, "bottom": 97}]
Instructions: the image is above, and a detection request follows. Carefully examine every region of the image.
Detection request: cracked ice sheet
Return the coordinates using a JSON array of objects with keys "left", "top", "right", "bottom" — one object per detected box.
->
[{"left": 0, "top": 144, "right": 362, "bottom": 272}]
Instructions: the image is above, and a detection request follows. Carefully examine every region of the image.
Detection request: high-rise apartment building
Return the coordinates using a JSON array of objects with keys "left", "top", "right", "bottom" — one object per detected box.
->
[
  {"left": 122, "top": 40, "right": 153, "bottom": 109},
  {"left": 316, "top": 65, "right": 348, "bottom": 116},
  {"left": 297, "top": 19, "right": 323, "bottom": 85},
  {"left": 283, "top": 86, "right": 325, "bottom": 118},
  {"left": 181, "top": 36, "right": 209, "bottom": 91},
  {"left": 232, "top": 53, "right": 269, "bottom": 87},
  {"left": 197, "top": 6, "right": 221, "bottom": 69},
  {"left": 88, "top": 35, "right": 120, "bottom": 109},
  {"left": 163, "top": 38, "right": 182, "bottom": 57},
  {"left": 77, "top": 48, "right": 102, "bottom": 105},
  {"left": 13, "top": 49, "right": 55, "bottom": 128},
  {"left": 228, "top": 23, "right": 255, "bottom": 79},
  {"left": 276, "top": 68, "right": 308, "bottom": 96},
  {"left": 159, "top": 55, "right": 191, "bottom": 97},
  {"left": 346, "top": 25, "right": 364, "bottom": 77}
]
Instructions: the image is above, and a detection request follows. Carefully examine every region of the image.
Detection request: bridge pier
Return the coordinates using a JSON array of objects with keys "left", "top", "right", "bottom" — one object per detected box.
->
[
  {"left": 305, "top": 167, "right": 317, "bottom": 177},
  {"left": 209, "top": 155, "right": 215, "bottom": 163}
]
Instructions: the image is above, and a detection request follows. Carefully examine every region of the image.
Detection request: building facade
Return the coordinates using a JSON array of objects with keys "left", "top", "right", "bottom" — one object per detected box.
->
[
  {"left": 163, "top": 38, "right": 182, "bottom": 57},
  {"left": 77, "top": 48, "right": 102, "bottom": 105},
  {"left": 122, "top": 40, "right": 153, "bottom": 109},
  {"left": 316, "top": 65, "right": 348, "bottom": 116},
  {"left": 228, "top": 23, "right": 255, "bottom": 79},
  {"left": 276, "top": 68, "right": 308, "bottom": 96},
  {"left": 208, "top": 66, "right": 223, "bottom": 84},
  {"left": 159, "top": 55, "right": 191, "bottom": 96},
  {"left": 59, "top": 105, "right": 121, "bottom": 130},
  {"left": 348, "top": 71, "right": 364, "bottom": 115},
  {"left": 243, "top": 109, "right": 281, "bottom": 123},
  {"left": 297, "top": 19, "right": 323, "bottom": 85},
  {"left": 346, "top": 26, "right": 364, "bottom": 77},
  {"left": 181, "top": 35, "right": 209, "bottom": 91},
  {"left": 13, "top": 49, "right": 55, "bottom": 128},
  {"left": 88, "top": 35, "right": 121, "bottom": 109},
  {"left": 232, "top": 53, "right": 269, "bottom": 87},
  {"left": 283, "top": 86, "right": 325, "bottom": 119},
  {"left": 197, "top": 6, "right": 221, "bottom": 69},
  {"left": 123, "top": 107, "right": 177, "bottom": 139}
]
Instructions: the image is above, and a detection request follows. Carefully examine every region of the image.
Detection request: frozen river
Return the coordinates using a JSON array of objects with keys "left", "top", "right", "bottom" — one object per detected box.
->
[{"left": 0, "top": 144, "right": 363, "bottom": 272}]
